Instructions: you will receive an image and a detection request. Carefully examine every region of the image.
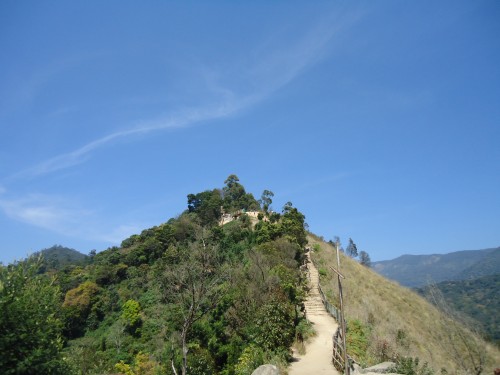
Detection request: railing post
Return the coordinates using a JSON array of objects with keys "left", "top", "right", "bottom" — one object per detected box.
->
[{"left": 335, "top": 242, "right": 349, "bottom": 375}]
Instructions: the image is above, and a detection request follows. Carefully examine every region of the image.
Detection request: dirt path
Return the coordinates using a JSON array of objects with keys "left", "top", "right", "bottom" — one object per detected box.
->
[{"left": 289, "top": 251, "right": 340, "bottom": 375}]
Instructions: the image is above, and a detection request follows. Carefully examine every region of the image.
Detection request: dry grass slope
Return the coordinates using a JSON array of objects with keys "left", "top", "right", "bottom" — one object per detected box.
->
[{"left": 307, "top": 234, "right": 500, "bottom": 374}]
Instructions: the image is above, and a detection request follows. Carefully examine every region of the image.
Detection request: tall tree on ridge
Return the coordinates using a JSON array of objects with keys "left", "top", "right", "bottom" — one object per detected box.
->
[
  {"left": 259, "top": 190, "right": 274, "bottom": 214},
  {"left": 346, "top": 238, "right": 358, "bottom": 258},
  {"left": 359, "top": 251, "right": 371, "bottom": 267}
]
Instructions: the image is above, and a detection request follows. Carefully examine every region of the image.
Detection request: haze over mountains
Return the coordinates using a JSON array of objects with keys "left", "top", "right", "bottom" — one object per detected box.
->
[{"left": 372, "top": 247, "right": 500, "bottom": 287}]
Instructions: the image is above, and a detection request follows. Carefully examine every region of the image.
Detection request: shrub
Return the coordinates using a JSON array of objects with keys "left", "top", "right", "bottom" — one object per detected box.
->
[
  {"left": 0, "top": 258, "right": 70, "bottom": 374},
  {"left": 187, "top": 346, "right": 216, "bottom": 375},
  {"left": 390, "top": 357, "right": 434, "bottom": 375},
  {"left": 115, "top": 351, "right": 160, "bottom": 375},
  {"left": 253, "top": 301, "right": 295, "bottom": 352},
  {"left": 121, "top": 299, "right": 142, "bottom": 334},
  {"left": 346, "top": 319, "right": 370, "bottom": 363},
  {"left": 295, "top": 318, "right": 316, "bottom": 355},
  {"left": 373, "top": 338, "right": 393, "bottom": 362},
  {"left": 295, "top": 318, "right": 315, "bottom": 342},
  {"left": 234, "top": 345, "right": 264, "bottom": 375}
]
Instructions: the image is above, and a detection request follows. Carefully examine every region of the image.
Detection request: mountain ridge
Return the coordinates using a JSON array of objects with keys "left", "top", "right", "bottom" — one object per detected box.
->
[{"left": 372, "top": 247, "right": 499, "bottom": 287}]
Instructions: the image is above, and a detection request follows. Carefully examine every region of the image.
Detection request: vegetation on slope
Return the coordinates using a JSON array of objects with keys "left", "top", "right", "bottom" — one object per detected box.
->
[
  {"left": 308, "top": 235, "right": 500, "bottom": 375},
  {"left": 0, "top": 175, "right": 309, "bottom": 375},
  {"left": 0, "top": 256, "right": 70, "bottom": 374},
  {"left": 460, "top": 248, "right": 500, "bottom": 280},
  {"left": 417, "top": 274, "right": 500, "bottom": 346}
]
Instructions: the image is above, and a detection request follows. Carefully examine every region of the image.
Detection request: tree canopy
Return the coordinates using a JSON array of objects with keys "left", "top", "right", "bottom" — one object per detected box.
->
[
  {"left": 346, "top": 238, "right": 358, "bottom": 258},
  {"left": 0, "top": 257, "right": 69, "bottom": 374},
  {"left": 1, "top": 176, "right": 309, "bottom": 375}
]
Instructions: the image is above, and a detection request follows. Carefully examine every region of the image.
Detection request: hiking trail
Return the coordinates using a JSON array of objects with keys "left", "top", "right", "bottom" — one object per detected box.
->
[{"left": 289, "top": 250, "right": 340, "bottom": 374}]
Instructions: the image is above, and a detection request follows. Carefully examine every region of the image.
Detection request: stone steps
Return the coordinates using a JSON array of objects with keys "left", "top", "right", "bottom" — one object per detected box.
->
[{"left": 302, "top": 252, "right": 338, "bottom": 319}]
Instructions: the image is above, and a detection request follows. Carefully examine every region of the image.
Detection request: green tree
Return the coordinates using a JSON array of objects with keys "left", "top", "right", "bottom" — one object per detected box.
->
[
  {"left": 0, "top": 257, "right": 69, "bottom": 374},
  {"left": 187, "top": 189, "right": 223, "bottom": 226},
  {"left": 259, "top": 190, "right": 274, "bottom": 214},
  {"left": 155, "top": 223, "right": 175, "bottom": 248},
  {"left": 359, "top": 251, "right": 371, "bottom": 267},
  {"left": 121, "top": 299, "right": 142, "bottom": 333},
  {"left": 222, "top": 174, "right": 259, "bottom": 213},
  {"left": 346, "top": 238, "right": 358, "bottom": 258},
  {"left": 222, "top": 174, "right": 245, "bottom": 212},
  {"left": 62, "top": 280, "right": 100, "bottom": 338},
  {"left": 253, "top": 300, "right": 295, "bottom": 352},
  {"left": 254, "top": 220, "right": 280, "bottom": 244},
  {"left": 280, "top": 202, "right": 307, "bottom": 248},
  {"left": 161, "top": 234, "right": 228, "bottom": 375}
]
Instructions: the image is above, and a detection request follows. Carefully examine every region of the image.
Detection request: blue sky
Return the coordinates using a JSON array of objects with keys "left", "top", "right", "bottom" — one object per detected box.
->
[{"left": 1, "top": 1, "right": 499, "bottom": 264}]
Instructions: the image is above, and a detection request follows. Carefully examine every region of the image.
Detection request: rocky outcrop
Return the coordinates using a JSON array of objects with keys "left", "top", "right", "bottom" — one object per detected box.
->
[
  {"left": 352, "top": 361, "right": 400, "bottom": 375},
  {"left": 363, "top": 362, "right": 396, "bottom": 373},
  {"left": 251, "top": 364, "right": 280, "bottom": 375}
]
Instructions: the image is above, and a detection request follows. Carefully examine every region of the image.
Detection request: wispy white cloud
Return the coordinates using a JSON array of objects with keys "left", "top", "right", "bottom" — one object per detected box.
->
[
  {"left": 0, "top": 192, "right": 146, "bottom": 245},
  {"left": 1, "top": 14, "right": 356, "bottom": 244},
  {"left": 248, "top": 18, "right": 342, "bottom": 94},
  {"left": 0, "top": 193, "right": 91, "bottom": 232},
  {"left": 13, "top": 101, "right": 244, "bottom": 179},
  {"left": 10, "top": 15, "right": 348, "bottom": 182}
]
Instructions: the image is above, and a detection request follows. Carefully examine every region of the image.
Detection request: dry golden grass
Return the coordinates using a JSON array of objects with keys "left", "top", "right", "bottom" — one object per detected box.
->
[{"left": 307, "top": 234, "right": 500, "bottom": 374}]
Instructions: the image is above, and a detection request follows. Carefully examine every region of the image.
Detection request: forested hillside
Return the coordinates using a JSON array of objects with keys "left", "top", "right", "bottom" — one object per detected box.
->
[
  {"left": 460, "top": 248, "right": 500, "bottom": 280},
  {"left": 417, "top": 274, "right": 500, "bottom": 346},
  {"left": 0, "top": 176, "right": 310, "bottom": 375}
]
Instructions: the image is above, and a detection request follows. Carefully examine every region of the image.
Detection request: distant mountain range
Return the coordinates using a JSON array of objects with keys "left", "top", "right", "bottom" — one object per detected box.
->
[{"left": 372, "top": 247, "right": 500, "bottom": 288}]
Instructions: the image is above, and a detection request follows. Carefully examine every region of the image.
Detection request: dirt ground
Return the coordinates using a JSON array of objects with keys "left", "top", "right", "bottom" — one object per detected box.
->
[{"left": 288, "top": 252, "right": 340, "bottom": 375}]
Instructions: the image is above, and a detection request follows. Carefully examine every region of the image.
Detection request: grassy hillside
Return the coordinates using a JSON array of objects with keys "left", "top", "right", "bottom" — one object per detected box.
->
[
  {"left": 371, "top": 248, "right": 498, "bottom": 287},
  {"left": 308, "top": 235, "right": 500, "bottom": 374}
]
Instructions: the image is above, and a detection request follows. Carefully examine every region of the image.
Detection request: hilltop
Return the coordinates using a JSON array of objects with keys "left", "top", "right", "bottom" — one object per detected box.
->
[{"left": 35, "top": 245, "right": 89, "bottom": 270}]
